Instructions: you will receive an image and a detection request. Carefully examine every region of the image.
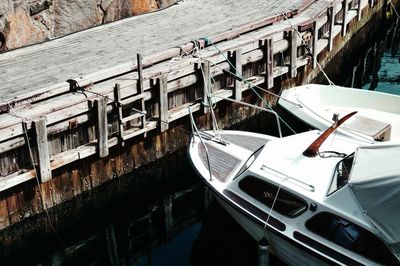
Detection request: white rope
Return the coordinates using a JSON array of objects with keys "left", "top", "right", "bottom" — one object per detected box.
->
[
  {"left": 197, "top": 50, "right": 298, "bottom": 135},
  {"left": 0, "top": 98, "right": 65, "bottom": 247},
  {"left": 263, "top": 177, "right": 287, "bottom": 234},
  {"left": 280, "top": 12, "right": 335, "bottom": 86}
]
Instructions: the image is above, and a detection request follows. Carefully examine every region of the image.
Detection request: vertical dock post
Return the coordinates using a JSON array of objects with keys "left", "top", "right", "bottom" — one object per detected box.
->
[
  {"left": 33, "top": 118, "right": 52, "bottom": 182},
  {"left": 158, "top": 75, "right": 169, "bottom": 132},
  {"left": 357, "top": 0, "right": 362, "bottom": 20},
  {"left": 328, "top": 6, "right": 335, "bottom": 51},
  {"left": 229, "top": 49, "right": 243, "bottom": 100},
  {"left": 95, "top": 97, "right": 109, "bottom": 158},
  {"left": 201, "top": 61, "right": 211, "bottom": 113},
  {"left": 258, "top": 237, "right": 270, "bottom": 266},
  {"left": 263, "top": 38, "right": 274, "bottom": 89},
  {"left": 289, "top": 30, "right": 298, "bottom": 78},
  {"left": 312, "top": 21, "right": 319, "bottom": 69},
  {"left": 342, "top": 0, "right": 349, "bottom": 37},
  {"left": 113, "top": 83, "right": 125, "bottom": 146},
  {"left": 137, "top": 54, "right": 147, "bottom": 136}
]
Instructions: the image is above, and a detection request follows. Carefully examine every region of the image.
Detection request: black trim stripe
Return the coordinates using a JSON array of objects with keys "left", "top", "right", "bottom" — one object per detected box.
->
[
  {"left": 293, "top": 231, "right": 364, "bottom": 266},
  {"left": 218, "top": 188, "right": 364, "bottom": 266}
]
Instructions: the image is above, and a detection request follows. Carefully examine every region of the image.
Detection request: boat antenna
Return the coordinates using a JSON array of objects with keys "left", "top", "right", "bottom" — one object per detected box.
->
[{"left": 303, "top": 111, "right": 357, "bottom": 157}]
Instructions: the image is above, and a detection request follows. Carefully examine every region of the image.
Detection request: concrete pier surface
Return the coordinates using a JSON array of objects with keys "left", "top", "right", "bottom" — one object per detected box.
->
[{"left": 0, "top": 0, "right": 315, "bottom": 101}]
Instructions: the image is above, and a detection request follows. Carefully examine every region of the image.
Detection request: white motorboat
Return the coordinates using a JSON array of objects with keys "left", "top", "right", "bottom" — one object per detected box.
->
[
  {"left": 277, "top": 84, "right": 400, "bottom": 143},
  {"left": 187, "top": 111, "right": 400, "bottom": 266}
]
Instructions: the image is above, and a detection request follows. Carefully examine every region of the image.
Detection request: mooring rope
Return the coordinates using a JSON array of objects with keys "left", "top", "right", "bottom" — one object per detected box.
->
[
  {"left": 0, "top": 97, "right": 66, "bottom": 248},
  {"left": 197, "top": 38, "right": 298, "bottom": 135},
  {"left": 263, "top": 178, "right": 285, "bottom": 235},
  {"left": 280, "top": 12, "right": 335, "bottom": 86}
]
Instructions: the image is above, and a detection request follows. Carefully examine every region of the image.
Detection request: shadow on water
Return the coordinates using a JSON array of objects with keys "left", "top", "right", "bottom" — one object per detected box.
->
[{"left": 0, "top": 114, "right": 288, "bottom": 266}]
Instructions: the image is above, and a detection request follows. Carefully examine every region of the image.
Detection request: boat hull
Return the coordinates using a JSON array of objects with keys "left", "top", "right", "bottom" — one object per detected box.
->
[
  {"left": 278, "top": 84, "right": 400, "bottom": 143},
  {"left": 216, "top": 197, "right": 341, "bottom": 266}
]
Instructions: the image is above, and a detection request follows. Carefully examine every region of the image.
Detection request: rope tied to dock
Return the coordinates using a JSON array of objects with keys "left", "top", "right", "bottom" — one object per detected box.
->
[
  {"left": 196, "top": 38, "right": 298, "bottom": 135},
  {"left": 0, "top": 97, "right": 66, "bottom": 248},
  {"left": 280, "top": 11, "right": 335, "bottom": 87}
]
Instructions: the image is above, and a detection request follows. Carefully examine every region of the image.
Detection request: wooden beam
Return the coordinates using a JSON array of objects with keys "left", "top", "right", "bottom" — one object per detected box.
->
[
  {"left": 263, "top": 38, "right": 274, "bottom": 89},
  {"left": 312, "top": 21, "right": 318, "bottom": 69},
  {"left": 137, "top": 54, "right": 144, "bottom": 93},
  {"left": 289, "top": 30, "right": 298, "bottom": 78},
  {"left": 33, "top": 118, "right": 52, "bottom": 182},
  {"left": 228, "top": 49, "right": 243, "bottom": 100},
  {"left": 137, "top": 54, "right": 147, "bottom": 136},
  {"left": 357, "top": 0, "right": 362, "bottom": 20},
  {"left": 342, "top": 0, "right": 348, "bottom": 37},
  {"left": 158, "top": 75, "right": 169, "bottom": 132},
  {"left": 94, "top": 97, "right": 109, "bottom": 158},
  {"left": 328, "top": 6, "right": 335, "bottom": 51},
  {"left": 201, "top": 61, "right": 211, "bottom": 113},
  {"left": 113, "top": 83, "right": 125, "bottom": 146}
]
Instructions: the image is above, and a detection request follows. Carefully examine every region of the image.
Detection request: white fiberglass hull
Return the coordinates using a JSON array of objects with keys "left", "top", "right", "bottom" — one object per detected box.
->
[
  {"left": 278, "top": 84, "right": 400, "bottom": 143},
  {"left": 217, "top": 197, "right": 336, "bottom": 266}
]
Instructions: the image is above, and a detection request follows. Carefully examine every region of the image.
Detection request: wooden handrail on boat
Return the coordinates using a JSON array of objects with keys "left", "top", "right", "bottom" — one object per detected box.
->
[{"left": 303, "top": 111, "right": 357, "bottom": 157}]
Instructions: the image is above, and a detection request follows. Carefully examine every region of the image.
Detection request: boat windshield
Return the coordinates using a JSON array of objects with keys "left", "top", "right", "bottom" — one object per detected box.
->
[
  {"left": 328, "top": 153, "right": 355, "bottom": 195},
  {"left": 234, "top": 145, "right": 265, "bottom": 180}
]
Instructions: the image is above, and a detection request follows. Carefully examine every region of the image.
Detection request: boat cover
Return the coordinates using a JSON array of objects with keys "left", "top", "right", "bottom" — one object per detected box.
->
[{"left": 348, "top": 144, "right": 400, "bottom": 248}]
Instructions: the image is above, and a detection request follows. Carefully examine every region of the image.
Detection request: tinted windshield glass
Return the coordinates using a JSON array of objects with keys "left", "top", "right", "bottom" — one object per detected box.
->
[
  {"left": 328, "top": 153, "right": 354, "bottom": 195},
  {"left": 239, "top": 176, "right": 307, "bottom": 218}
]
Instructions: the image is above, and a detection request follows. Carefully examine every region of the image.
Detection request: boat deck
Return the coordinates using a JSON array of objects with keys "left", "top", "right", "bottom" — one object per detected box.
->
[{"left": 197, "top": 132, "right": 269, "bottom": 182}]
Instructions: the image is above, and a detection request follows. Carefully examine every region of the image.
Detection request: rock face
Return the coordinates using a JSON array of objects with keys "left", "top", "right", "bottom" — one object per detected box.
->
[{"left": 0, "top": 0, "right": 178, "bottom": 52}]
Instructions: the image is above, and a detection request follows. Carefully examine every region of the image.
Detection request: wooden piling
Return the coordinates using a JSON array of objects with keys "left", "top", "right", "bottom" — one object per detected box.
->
[
  {"left": 263, "top": 38, "right": 274, "bottom": 89},
  {"left": 289, "top": 30, "right": 298, "bottom": 78},
  {"left": 33, "top": 118, "right": 52, "bottom": 182},
  {"left": 95, "top": 98, "right": 109, "bottom": 158},
  {"left": 328, "top": 6, "right": 335, "bottom": 51},
  {"left": 312, "top": 21, "right": 319, "bottom": 69},
  {"left": 342, "top": 0, "right": 349, "bottom": 36},
  {"left": 158, "top": 75, "right": 169, "bottom": 132},
  {"left": 229, "top": 49, "right": 243, "bottom": 100}
]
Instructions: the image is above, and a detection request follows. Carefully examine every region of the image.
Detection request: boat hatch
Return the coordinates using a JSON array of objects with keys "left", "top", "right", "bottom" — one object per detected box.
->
[{"left": 342, "top": 116, "right": 391, "bottom": 141}]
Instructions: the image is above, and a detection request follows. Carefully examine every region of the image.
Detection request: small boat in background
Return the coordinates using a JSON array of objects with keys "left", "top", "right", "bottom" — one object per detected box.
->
[
  {"left": 277, "top": 84, "right": 400, "bottom": 143},
  {"left": 187, "top": 110, "right": 400, "bottom": 266}
]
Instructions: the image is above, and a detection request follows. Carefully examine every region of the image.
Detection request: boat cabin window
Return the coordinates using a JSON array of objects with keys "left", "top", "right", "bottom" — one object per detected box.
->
[
  {"left": 235, "top": 145, "right": 264, "bottom": 179},
  {"left": 239, "top": 176, "right": 307, "bottom": 218},
  {"left": 306, "top": 212, "right": 398, "bottom": 265},
  {"left": 328, "top": 153, "right": 354, "bottom": 195}
]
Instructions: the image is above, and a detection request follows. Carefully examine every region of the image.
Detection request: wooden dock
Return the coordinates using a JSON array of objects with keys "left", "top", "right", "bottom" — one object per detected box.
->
[{"left": 0, "top": 0, "right": 392, "bottom": 231}]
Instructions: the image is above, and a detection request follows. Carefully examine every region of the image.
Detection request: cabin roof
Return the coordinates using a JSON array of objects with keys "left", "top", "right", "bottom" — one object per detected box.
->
[{"left": 250, "top": 130, "right": 362, "bottom": 202}]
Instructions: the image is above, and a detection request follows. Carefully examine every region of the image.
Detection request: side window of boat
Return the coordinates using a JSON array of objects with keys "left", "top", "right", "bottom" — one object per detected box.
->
[
  {"left": 306, "top": 212, "right": 397, "bottom": 265},
  {"left": 238, "top": 176, "right": 307, "bottom": 218}
]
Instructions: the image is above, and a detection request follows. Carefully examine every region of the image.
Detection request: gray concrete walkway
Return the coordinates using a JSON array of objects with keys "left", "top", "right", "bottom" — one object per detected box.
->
[{"left": 0, "top": 0, "right": 313, "bottom": 101}]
